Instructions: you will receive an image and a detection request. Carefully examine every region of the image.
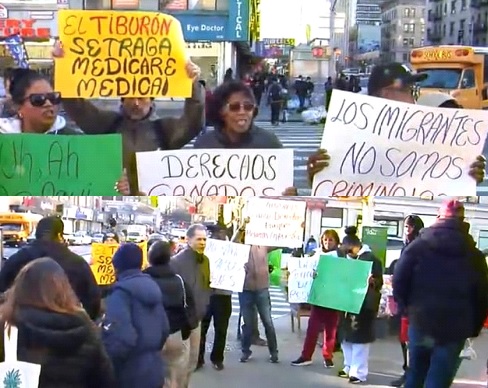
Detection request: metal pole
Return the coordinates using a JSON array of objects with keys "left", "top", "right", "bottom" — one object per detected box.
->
[
  {"left": 329, "top": 0, "right": 338, "bottom": 80},
  {"left": 0, "top": 228, "right": 4, "bottom": 269}
]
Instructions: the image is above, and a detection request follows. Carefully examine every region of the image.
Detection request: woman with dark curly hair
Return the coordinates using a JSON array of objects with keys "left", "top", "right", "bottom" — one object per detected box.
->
[{"left": 193, "top": 81, "right": 282, "bottom": 148}]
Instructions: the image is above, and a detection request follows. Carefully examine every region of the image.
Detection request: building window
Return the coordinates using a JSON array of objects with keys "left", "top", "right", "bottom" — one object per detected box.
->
[
  {"left": 461, "top": 0, "right": 467, "bottom": 9},
  {"left": 451, "top": 0, "right": 456, "bottom": 13},
  {"left": 443, "top": 24, "right": 447, "bottom": 37},
  {"left": 409, "top": 37, "right": 415, "bottom": 46},
  {"left": 187, "top": 0, "right": 228, "bottom": 10},
  {"left": 421, "top": 23, "right": 425, "bottom": 33},
  {"left": 408, "top": 23, "right": 415, "bottom": 32},
  {"left": 450, "top": 21, "right": 455, "bottom": 36},
  {"left": 404, "top": 7, "right": 410, "bottom": 17},
  {"left": 403, "top": 38, "right": 409, "bottom": 47},
  {"left": 403, "top": 23, "right": 409, "bottom": 32},
  {"left": 403, "top": 53, "right": 409, "bottom": 62},
  {"left": 411, "top": 8, "right": 416, "bottom": 17},
  {"left": 84, "top": 0, "right": 112, "bottom": 9}
]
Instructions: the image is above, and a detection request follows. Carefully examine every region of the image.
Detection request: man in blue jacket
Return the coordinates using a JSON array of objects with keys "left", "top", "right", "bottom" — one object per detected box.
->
[
  {"left": 394, "top": 200, "right": 488, "bottom": 388},
  {"left": 102, "top": 243, "right": 170, "bottom": 388}
]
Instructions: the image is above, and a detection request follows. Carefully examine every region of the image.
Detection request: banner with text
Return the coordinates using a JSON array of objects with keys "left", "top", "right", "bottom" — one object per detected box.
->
[
  {"left": 90, "top": 241, "right": 148, "bottom": 285},
  {"left": 136, "top": 148, "right": 294, "bottom": 196},
  {"left": 312, "top": 90, "right": 488, "bottom": 197},
  {"left": 287, "top": 256, "right": 319, "bottom": 303},
  {"left": 204, "top": 238, "right": 251, "bottom": 292},
  {"left": 0, "top": 134, "right": 122, "bottom": 196},
  {"left": 55, "top": 10, "right": 192, "bottom": 98},
  {"left": 244, "top": 198, "right": 306, "bottom": 247}
]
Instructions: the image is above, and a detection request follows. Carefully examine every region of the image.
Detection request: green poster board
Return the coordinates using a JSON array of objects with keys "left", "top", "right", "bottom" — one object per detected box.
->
[
  {"left": 361, "top": 226, "right": 388, "bottom": 269},
  {"left": 308, "top": 255, "right": 372, "bottom": 314},
  {"left": 0, "top": 134, "right": 123, "bottom": 195},
  {"left": 268, "top": 249, "right": 282, "bottom": 286}
]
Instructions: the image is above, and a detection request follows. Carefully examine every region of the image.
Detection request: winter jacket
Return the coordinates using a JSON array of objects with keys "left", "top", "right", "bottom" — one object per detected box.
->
[
  {"left": 0, "top": 115, "right": 83, "bottom": 135},
  {"left": 143, "top": 265, "right": 198, "bottom": 339},
  {"left": 393, "top": 218, "right": 488, "bottom": 343},
  {"left": 102, "top": 269, "right": 169, "bottom": 388},
  {"left": 342, "top": 245, "right": 383, "bottom": 344},
  {"left": 0, "top": 240, "right": 101, "bottom": 320},
  {"left": 0, "top": 307, "right": 114, "bottom": 388},
  {"left": 170, "top": 248, "right": 211, "bottom": 321},
  {"left": 193, "top": 124, "right": 283, "bottom": 149},
  {"left": 61, "top": 82, "right": 204, "bottom": 194}
]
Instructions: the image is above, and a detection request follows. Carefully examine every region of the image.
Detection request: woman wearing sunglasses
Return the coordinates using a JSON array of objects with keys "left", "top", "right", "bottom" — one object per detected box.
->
[
  {"left": 0, "top": 68, "right": 80, "bottom": 135},
  {"left": 193, "top": 80, "right": 282, "bottom": 149}
]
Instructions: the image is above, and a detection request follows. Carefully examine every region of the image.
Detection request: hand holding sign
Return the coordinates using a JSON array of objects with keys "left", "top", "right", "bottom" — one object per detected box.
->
[{"left": 469, "top": 155, "right": 486, "bottom": 183}]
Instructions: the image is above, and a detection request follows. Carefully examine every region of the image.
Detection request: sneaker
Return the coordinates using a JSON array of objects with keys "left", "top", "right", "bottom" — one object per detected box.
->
[
  {"left": 349, "top": 376, "right": 365, "bottom": 384},
  {"left": 291, "top": 356, "right": 312, "bottom": 366},
  {"left": 212, "top": 362, "right": 224, "bottom": 371},
  {"left": 240, "top": 352, "right": 252, "bottom": 363},
  {"left": 269, "top": 354, "right": 279, "bottom": 363},
  {"left": 390, "top": 374, "right": 406, "bottom": 387},
  {"left": 338, "top": 370, "right": 349, "bottom": 378},
  {"left": 323, "top": 359, "right": 334, "bottom": 368}
]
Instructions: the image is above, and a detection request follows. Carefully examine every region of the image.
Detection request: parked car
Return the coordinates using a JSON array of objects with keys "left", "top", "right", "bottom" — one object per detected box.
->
[
  {"left": 91, "top": 233, "right": 104, "bottom": 244},
  {"left": 126, "top": 231, "right": 147, "bottom": 244},
  {"left": 67, "top": 231, "right": 92, "bottom": 246}
]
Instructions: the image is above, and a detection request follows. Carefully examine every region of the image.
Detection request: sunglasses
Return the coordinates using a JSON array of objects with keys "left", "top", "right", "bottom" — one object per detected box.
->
[
  {"left": 227, "top": 102, "right": 255, "bottom": 112},
  {"left": 25, "top": 92, "right": 62, "bottom": 107}
]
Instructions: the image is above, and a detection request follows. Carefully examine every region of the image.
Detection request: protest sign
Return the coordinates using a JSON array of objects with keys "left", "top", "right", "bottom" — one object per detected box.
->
[
  {"left": 136, "top": 148, "right": 294, "bottom": 196},
  {"left": 55, "top": 10, "right": 192, "bottom": 98},
  {"left": 245, "top": 198, "right": 306, "bottom": 247},
  {"left": 312, "top": 90, "right": 488, "bottom": 197},
  {"left": 287, "top": 256, "right": 319, "bottom": 303},
  {"left": 90, "top": 241, "right": 148, "bottom": 285},
  {"left": 204, "top": 238, "right": 250, "bottom": 292},
  {"left": 0, "top": 134, "right": 122, "bottom": 195},
  {"left": 268, "top": 249, "right": 282, "bottom": 286},
  {"left": 308, "top": 255, "right": 372, "bottom": 314}
]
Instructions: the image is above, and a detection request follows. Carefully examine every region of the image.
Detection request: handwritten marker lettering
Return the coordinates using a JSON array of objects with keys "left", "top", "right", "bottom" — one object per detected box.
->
[
  {"left": 55, "top": 10, "right": 192, "bottom": 98},
  {"left": 312, "top": 90, "right": 488, "bottom": 197},
  {"left": 136, "top": 149, "right": 294, "bottom": 196}
]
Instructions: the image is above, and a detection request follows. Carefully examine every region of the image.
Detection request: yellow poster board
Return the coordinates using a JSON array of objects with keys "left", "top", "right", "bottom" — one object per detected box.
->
[
  {"left": 90, "top": 241, "right": 148, "bottom": 285},
  {"left": 55, "top": 10, "right": 192, "bottom": 98}
]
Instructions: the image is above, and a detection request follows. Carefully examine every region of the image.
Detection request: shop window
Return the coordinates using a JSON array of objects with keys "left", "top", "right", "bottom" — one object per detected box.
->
[
  {"left": 320, "top": 207, "right": 343, "bottom": 229},
  {"left": 478, "top": 230, "right": 488, "bottom": 251},
  {"left": 374, "top": 218, "right": 399, "bottom": 236}
]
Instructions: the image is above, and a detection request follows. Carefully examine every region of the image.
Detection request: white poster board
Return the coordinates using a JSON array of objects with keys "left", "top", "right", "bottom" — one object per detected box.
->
[
  {"left": 136, "top": 149, "right": 294, "bottom": 196},
  {"left": 287, "top": 256, "right": 320, "bottom": 303},
  {"left": 244, "top": 198, "right": 306, "bottom": 247},
  {"left": 204, "top": 238, "right": 251, "bottom": 292},
  {"left": 312, "top": 90, "right": 488, "bottom": 197}
]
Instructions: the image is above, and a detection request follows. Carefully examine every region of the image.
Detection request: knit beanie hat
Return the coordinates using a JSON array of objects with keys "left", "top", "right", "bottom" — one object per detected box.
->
[
  {"left": 438, "top": 199, "right": 465, "bottom": 219},
  {"left": 112, "top": 243, "right": 143, "bottom": 274}
]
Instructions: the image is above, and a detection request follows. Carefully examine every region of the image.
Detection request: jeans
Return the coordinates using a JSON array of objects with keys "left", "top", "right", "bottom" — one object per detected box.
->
[
  {"left": 270, "top": 101, "right": 281, "bottom": 124},
  {"left": 301, "top": 306, "right": 340, "bottom": 360},
  {"left": 199, "top": 294, "right": 232, "bottom": 364},
  {"left": 405, "top": 325, "right": 465, "bottom": 388},
  {"left": 239, "top": 289, "right": 278, "bottom": 356}
]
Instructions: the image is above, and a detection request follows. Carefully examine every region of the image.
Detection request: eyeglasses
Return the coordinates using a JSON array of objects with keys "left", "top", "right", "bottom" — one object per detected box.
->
[
  {"left": 227, "top": 102, "right": 255, "bottom": 112},
  {"left": 25, "top": 92, "right": 62, "bottom": 107}
]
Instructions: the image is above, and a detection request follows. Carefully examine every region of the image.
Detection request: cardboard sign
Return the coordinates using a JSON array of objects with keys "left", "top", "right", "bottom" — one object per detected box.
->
[
  {"left": 90, "top": 241, "right": 148, "bottom": 285},
  {"left": 204, "top": 238, "right": 250, "bottom": 292},
  {"left": 0, "top": 134, "right": 122, "bottom": 195},
  {"left": 136, "top": 148, "right": 294, "bottom": 196},
  {"left": 287, "top": 256, "right": 319, "bottom": 303},
  {"left": 244, "top": 198, "right": 306, "bottom": 247},
  {"left": 55, "top": 10, "right": 192, "bottom": 98},
  {"left": 312, "top": 90, "right": 488, "bottom": 197}
]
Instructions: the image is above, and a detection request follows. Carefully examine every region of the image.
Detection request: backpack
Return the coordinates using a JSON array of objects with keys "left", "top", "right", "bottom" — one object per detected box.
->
[
  {"left": 268, "top": 84, "right": 283, "bottom": 101},
  {"left": 107, "top": 115, "right": 167, "bottom": 149}
]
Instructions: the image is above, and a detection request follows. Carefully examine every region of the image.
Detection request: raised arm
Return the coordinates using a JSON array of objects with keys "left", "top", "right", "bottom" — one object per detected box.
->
[
  {"left": 62, "top": 98, "right": 120, "bottom": 134},
  {"left": 154, "top": 81, "right": 205, "bottom": 149}
]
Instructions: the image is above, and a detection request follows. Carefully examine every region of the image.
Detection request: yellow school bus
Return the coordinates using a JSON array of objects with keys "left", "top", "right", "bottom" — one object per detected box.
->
[
  {"left": 0, "top": 212, "right": 43, "bottom": 247},
  {"left": 410, "top": 45, "right": 488, "bottom": 109}
]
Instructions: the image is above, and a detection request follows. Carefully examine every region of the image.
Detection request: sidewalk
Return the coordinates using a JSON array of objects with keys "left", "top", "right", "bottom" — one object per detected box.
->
[{"left": 192, "top": 314, "right": 487, "bottom": 388}]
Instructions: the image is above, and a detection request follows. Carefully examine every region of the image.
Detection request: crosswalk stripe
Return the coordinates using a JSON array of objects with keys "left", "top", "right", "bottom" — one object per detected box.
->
[{"left": 231, "top": 285, "right": 290, "bottom": 319}]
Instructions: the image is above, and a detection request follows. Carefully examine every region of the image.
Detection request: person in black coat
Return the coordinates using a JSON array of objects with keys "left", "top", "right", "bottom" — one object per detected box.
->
[
  {"left": 394, "top": 200, "right": 488, "bottom": 388},
  {"left": 0, "top": 257, "right": 114, "bottom": 388},
  {"left": 390, "top": 214, "right": 424, "bottom": 387},
  {"left": 338, "top": 226, "right": 383, "bottom": 384},
  {"left": 144, "top": 241, "right": 198, "bottom": 386},
  {"left": 0, "top": 216, "right": 101, "bottom": 320}
]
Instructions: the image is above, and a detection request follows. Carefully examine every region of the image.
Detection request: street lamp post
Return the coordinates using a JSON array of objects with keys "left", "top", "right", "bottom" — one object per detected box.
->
[{"left": 329, "top": 0, "right": 339, "bottom": 80}]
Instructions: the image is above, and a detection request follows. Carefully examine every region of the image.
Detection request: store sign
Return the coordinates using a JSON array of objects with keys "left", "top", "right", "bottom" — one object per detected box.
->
[
  {"left": 0, "top": 19, "right": 51, "bottom": 38},
  {"left": 228, "top": 0, "right": 249, "bottom": 41},
  {"left": 177, "top": 14, "right": 227, "bottom": 41}
]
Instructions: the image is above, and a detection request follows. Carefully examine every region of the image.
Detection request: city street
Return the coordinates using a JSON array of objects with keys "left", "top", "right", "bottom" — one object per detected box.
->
[
  {"left": 2, "top": 244, "right": 487, "bottom": 387},
  {"left": 3, "top": 245, "right": 92, "bottom": 261}
]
